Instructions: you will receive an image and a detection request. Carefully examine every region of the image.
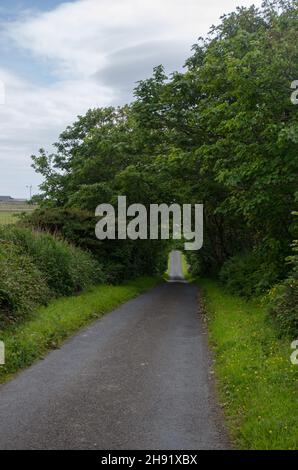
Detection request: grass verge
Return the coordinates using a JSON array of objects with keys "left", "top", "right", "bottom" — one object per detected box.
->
[
  {"left": 181, "top": 253, "right": 193, "bottom": 281},
  {"left": 0, "top": 276, "right": 160, "bottom": 384},
  {"left": 199, "top": 278, "right": 298, "bottom": 450}
]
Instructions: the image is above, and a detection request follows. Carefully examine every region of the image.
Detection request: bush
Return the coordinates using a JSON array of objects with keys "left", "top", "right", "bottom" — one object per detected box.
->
[
  {"left": 268, "top": 239, "right": 298, "bottom": 336},
  {"left": 267, "top": 278, "right": 298, "bottom": 336},
  {"left": 0, "top": 226, "right": 105, "bottom": 297},
  {"left": 219, "top": 251, "right": 283, "bottom": 297},
  {"left": 22, "top": 207, "right": 98, "bottom": 253},
  {"left": 66, "top": 243, "right": 104, "bottom": 292},
  {"left": 0, "top": 241, "right": 50, "bottom": 326},
  {"left": 23, "top": 208, "right": 129, "bottom": 283},
  {"left": 24, "top": 207, "right": 168, "bottom": 283}
]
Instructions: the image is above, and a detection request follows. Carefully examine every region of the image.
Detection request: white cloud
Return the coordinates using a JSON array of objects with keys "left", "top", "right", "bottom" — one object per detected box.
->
[
  {"left": 7, "top": 0, "right": 261, "bottom": 77},
  {"left": 0, "top": 0, "right": 262, "bottom": 197},
  {"left": 0, "top": 67, "right": 113, "bottom": 196}
]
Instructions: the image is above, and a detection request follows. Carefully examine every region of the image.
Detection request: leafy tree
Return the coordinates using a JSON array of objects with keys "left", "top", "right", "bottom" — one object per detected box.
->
[{"left": 31, "top": 0, "right": 298, "bottom": 300}]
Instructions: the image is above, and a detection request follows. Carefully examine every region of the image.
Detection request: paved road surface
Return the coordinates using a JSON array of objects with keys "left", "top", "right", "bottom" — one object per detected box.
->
[
  {"left": 0, "top": 251, "right": 228, "bottom": 449},
  {"left": 168, "top": 249, "right": 185, "bottom": 281}
]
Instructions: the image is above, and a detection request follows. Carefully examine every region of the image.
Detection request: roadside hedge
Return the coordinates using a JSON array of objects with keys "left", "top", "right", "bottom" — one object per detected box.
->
[
  {"left": 268, "top": 235, "right": 298, "bottom": 336},
  {"left": 23, "top": 207, "right": 168, "bottom": 284},
  {"left": 0, "top": 241, "right": 49, "bottom": 327},
  {"left": 0, "top": 226, "right": 104, "bottom": 325}
]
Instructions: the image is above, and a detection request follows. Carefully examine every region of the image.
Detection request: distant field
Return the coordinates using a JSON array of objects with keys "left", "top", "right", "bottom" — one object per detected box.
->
[
  {"left": 0, "top": 212, "right": 20, "bottom": 225},
  {"left": 0, "top": 202, "right": 36, "bottom": 225}
]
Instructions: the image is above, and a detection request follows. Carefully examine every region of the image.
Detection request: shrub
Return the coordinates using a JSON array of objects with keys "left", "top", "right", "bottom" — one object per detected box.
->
[
  {"left": 23, "top": 208, "right": 126, "bottom": 283},
  {"left": 0, "top": 226, "right": 105, "bottom": 297},
  {"left": 66, "top": 243, "right": 104, "bottom": 292},
  {"left": 22, "top": 207, "right": 99, "bottom": 254},
  {"left": 23, "top": 207, "right": 168, "bottom": 283},
  {"left": 0, "top": 241, "right": 50, "bottom": 326},
  {"left": 219, "top": 251, "right": 283, "bottom": 297},
  {"left": 267, "top": 278, "right": 298, "bottom": 336},
  {"left": 268, "top": 239, "right": 298, "bottom": 336}
]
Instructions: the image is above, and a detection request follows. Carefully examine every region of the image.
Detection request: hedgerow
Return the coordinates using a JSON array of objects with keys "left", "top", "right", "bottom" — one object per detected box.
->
[{"left": 0, "top": 226, "right": 105, "bottom": 325}]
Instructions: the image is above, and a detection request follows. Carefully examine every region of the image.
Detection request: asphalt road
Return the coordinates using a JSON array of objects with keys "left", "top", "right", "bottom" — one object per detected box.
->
[
  {"left": 0, "top": 251, "right": 228, "bottom": 450},
  {"left": 168, "top": 249, "right": 184, "bottom": 281}
]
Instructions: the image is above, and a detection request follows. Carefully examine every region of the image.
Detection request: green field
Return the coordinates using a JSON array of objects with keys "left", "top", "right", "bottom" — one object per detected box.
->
[
  {"left": 0, "top": 203, "right": 35, "bottom": 225},
  {"left": 0, "top": 212, "right": 20, "bottom": 225}
]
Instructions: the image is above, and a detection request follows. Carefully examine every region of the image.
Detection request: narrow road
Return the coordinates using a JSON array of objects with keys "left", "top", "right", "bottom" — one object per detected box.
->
[
  {"left": 0, "top": 251, "right": 228, "bottom": 450},
  {"left": 168, "top": 249, "right": 184, "bottom": 281}
]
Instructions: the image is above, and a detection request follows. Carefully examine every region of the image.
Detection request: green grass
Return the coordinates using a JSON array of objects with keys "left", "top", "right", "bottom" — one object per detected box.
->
[
  {"left": 164, "top": 252, "right": 171, "bottom": 280},
  {"left": 0, "top": 202, "right": 36, "bottom": 225},
  {"left": 200, "top": 278, "right": 298, "bottom": 450},
  {"left": 0, "top": 276, "right": 161, "bottom": 384},
  {"left": 0, "top": 212, "right": 20, "bottom": 225},
  {"left": 181, "top": 253, "right": 193, "bottom": 281},
  {"left": 0, "top": 202, "right": 33, "bottom": 211}
]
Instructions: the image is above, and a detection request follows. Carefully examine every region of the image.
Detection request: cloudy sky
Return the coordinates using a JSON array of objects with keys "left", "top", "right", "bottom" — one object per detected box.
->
[{"left": 0, "top": 0, "right": 262, "bottom": 198}]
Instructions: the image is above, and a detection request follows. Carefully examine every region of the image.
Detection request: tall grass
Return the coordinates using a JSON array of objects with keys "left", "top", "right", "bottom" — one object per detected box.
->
[
  {"left": 0, "top": 242, "right": 49, "bottom": 328},
  {"left": 0, "top": 202, "right": 35, "bottom": 225},
  {"left": 0, "top": 212, "right": 20, "bottom": 225},
  {"left": 3, "top": 227, "right": 104, "bottom": 295},
  {"left": 0, "top": 226, "right": 104, "bottom": 326}
]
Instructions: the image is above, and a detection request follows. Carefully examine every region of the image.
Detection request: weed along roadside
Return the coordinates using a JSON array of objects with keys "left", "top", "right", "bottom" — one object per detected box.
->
[{"left": 198, "top": 278, "right": 298, "bottom": 450}]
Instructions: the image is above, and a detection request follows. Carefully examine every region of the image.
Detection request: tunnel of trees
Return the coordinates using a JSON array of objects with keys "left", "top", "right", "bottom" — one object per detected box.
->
[{"left": 27, "top": 0, "right": 298, "bottom": 334}]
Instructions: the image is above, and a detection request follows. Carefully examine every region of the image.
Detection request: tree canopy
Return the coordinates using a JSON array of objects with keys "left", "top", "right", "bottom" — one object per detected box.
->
[{"left": 31, "top": 0, "right": 298, "bottom": 298}]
